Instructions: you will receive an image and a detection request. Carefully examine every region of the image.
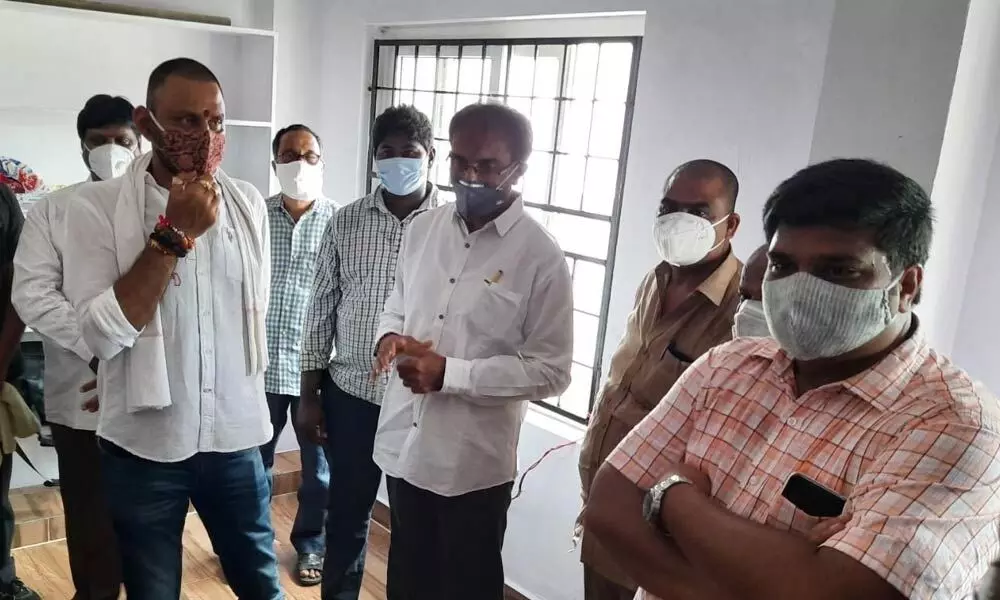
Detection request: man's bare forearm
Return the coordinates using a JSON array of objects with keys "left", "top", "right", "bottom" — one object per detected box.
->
[
  {"left": 300, "top": 370, "right": 324, "bottom": 404},
  {"left": 112, "top": 245, "right": 178, "bottom": 330}
]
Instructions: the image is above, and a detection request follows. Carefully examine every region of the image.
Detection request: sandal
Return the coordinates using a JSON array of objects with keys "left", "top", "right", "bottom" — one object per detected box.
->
[{"left": 296, "top": 552, "right": 323, "bottom": 587}]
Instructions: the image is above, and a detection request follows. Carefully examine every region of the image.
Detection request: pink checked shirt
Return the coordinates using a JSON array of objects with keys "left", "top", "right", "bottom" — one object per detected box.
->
[{"left": 609, "top": 330, "right": 1000, "bottom": 600}]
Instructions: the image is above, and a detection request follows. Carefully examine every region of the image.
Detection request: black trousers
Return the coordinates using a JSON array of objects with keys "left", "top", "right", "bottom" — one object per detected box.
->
[{"left": 385, "top": 477, "right": 513, "bottom": 600}]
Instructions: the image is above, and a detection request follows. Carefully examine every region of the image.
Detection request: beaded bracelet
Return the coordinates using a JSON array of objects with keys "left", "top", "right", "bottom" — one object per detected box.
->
[{"left": 149, "top": 215, "right": 195, "bottom": 258}]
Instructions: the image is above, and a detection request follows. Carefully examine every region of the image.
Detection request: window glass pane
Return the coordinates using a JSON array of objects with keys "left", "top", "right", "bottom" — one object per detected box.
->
[
  {"left": 565, "top": 43, "right": 600, "bottom": 101},
  {"left": 413, "top": 91, "right": 435, "bottom": 120},
  {"left": 433, "top": 92, "right": 456, "bottom": 139},
  {"left": 374, "top": 90, "right": 393, "bottom": 121},
  {"left": 534, "top": 45, "right": 564, "bottom": 99},
  {"left": 536, "top": 212, "right": 609, "bottom": 260},
  {"left": 573, "top": 311, "right": 599, "bottom": 367},
  {"left": 458, "top": 46, "right": 485, "bottom": 94},
  {"left": 558, "top": 100, "right": 593, "bottom": 154},
  {"left": 376, "top": 45, "right": 397, "bottom": 88},
  {"left": 484, "top": 45, "right": 505, "bottom": 97},
  {"left": 552, "top": 154, "right": 585, "bottom": 211},
  {"left": 457, "top": 93, "right": 479, "bottom": 112},
  {"left": 507, "top": 45, "right": 536, "bottom": 96},
  {"left": 565, "top": 255, "right": 576, "bottom": 277},
  {"left": 596, "top": 42, "right": 634, "bottom": 102},
  {"left": 433, "top": 140, "right": 452, "bottom": 188},
  {"left": 558, "top": 363, "right": 593, "bottom": 419},
  {"left": 396, "top": 46, "right": 416, "bottom": 89},
  {"left": 395, "top": 89, "right": 414, "bottom": 107},
  {"left": 519, "top": 152, "right": 552, "bottom": 204},
  {"left": 582, "top": 158, "right": 618, "bottom": 216},
  {"left": 439, "top": 46, "right": 460, "bottom": 92},
  {"left": 496, "top": 45, "right": 511, "bottom": 96},
  {"left": 573, "top": 261, "right": 605, "bottom": 315},
  {"left": 416, "top": 45, "right": 437, "bottom": 91},
  {"left": 505, "top": 97, "right": 532, "bottom": 128},
  {"left": 530, "top": 98, "right": 557, "bottom": 152},
  {"left": 589, "top": 101, "right": 625, "bottom": 159}
]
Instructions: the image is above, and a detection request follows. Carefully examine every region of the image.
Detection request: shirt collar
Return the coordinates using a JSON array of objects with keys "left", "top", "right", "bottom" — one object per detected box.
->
[
  {"left": 267, "top": 194, "right": 333, "bottom": 219},
  {"left": 758, "top": 316, "right": 929, "bottom": 411},
  {"left": 654, "top": 249, "right": 741, "bottom": 307}
]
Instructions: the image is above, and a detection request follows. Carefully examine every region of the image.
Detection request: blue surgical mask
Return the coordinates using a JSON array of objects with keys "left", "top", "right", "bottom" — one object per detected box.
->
[
  {"left": 377, "top": 157, "right": 426, "bottom": 196},
  {"left": 454, "top": 164, "right": 519, "bottom": 220}
]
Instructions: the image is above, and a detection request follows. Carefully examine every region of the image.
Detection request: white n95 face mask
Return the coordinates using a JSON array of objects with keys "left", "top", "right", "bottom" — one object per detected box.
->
[
  {"left": 653, "top": 212, "right": 728, "bottom": 267},
  {"left": 762, "top": 271, "right": 900, "bottom": 361},
  {"left": 276, "top": 160, "right": 324, "bottom": 201},
  {"left": 733, "top": 299, "right": 771, "bottom": 338},
  {"left": 86, "top": 143, "right": 135, "bottom": 181}
]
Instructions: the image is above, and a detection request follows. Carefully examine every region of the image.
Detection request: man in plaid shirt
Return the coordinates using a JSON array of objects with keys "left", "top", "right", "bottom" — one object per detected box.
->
[
  {"left": 586, "top": 159, "right": 1000, "bottom": 600},
  {"left": 259, "top": 124, "right": 335, "bottom": 587}
]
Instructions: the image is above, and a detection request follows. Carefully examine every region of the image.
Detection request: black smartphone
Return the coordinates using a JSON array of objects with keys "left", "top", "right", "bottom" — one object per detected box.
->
[{"left": 781, "top": 473, "right": 846, "bottom": 518}]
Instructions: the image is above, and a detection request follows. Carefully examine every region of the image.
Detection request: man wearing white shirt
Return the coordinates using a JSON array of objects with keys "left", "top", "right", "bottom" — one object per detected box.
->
[
  {"left": 62, "top": 58, "right": 280, "bottom": 599},
  {"left": 12, "top": 94, "right": 141, "bottom": 600},
  {"left": 372, "top": 103, "right": 574, "bottom": 599}
]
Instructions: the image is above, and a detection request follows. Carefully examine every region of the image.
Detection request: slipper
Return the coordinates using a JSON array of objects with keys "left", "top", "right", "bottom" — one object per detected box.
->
[{"left": 296, "top": 552, "right": 323, "bottom": 587}]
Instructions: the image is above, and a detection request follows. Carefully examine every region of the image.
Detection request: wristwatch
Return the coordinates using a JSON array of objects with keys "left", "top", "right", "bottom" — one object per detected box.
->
[{"left": 642, "top": 473, "right": 694, "bottom": 529}]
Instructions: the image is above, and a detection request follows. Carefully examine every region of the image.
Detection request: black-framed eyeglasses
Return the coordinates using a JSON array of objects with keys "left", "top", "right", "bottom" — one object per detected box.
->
[
  {"left": 447, "top": 153, "right": 514, "bottom": 179},
  {"left": 277, "top": 151, "right": 323, "bottom": 166}
]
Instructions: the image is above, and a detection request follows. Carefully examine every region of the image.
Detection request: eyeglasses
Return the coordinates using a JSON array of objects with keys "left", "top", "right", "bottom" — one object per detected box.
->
[
  {"left": 448, "top": 154, "right": 514, "bottom": 179},
  {"left": 277, "top": 151, "right": 323, "bottom": 166}
]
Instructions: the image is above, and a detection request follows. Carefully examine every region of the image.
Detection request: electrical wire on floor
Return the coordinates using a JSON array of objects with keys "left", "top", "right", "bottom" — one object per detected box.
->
[{"left": 511, "top": 439, "right": 579, "bottom": 501}]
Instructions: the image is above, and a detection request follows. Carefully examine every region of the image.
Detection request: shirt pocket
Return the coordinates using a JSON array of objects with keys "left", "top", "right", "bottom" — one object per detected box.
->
[
  {"left": 223, "top": 226, "right": 244, "bottom": 282},
  {"left": 465, "top": 284, "right": 525, "bottom": 341}
]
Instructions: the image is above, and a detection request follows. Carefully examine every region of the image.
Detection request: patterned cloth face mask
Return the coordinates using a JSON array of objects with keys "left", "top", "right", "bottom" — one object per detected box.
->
[{"left": 148, "top": 112, "right": 226, "bottom": 176}]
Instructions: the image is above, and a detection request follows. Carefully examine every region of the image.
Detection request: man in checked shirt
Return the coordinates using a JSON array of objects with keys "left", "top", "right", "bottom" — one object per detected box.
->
[
  {"left": 297, "top": 105, "right": 438, "bottom": 600},
  {"left": 586, "top": 158, "right": 1000, "bottom": 600}
]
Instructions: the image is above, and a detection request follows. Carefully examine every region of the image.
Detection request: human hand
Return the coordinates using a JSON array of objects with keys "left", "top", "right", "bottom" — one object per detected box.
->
[
  {"left": 371, "top": 334, "right": 432, "bottom": 381},
  {"left": 804, "top": 513, "right": 852, "bottom": 545},
  {"left": 668, "top": 462, "right": 713, "bottom": 496},
  {"left": 296, "top": 371, "right": 326, "bottom": 444},
  {"left": 80, "top": 378, "right": 98, "bottom": 412},
  {"left": 396, "top": 350, "right": 446, "bottom": 394},
  {"left": 164, "top": 172, "right": 219, "bottom": 238}
]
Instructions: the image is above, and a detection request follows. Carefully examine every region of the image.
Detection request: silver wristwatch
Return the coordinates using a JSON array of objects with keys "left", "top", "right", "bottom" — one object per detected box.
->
[{"left": 642, "top": 474, "right": 694, "bottom": 527}]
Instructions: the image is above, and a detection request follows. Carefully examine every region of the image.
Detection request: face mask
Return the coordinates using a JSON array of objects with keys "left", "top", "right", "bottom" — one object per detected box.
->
[
  {"left": 148, "top": 112, "right": 226, "bottom": 176},
  {"left": 653, "top": 212, "right": 729, "bottom": 267},
  {"left": 454, "top": 164, "right": 519, "bottom": 220},
  {"left": 85, "top": 143, "right": 135, "bottom": 181},
  {"left": 377, "top": 157, "right": 427, "bottom": 196},
  {"left": 275, "top": 160, "right": 324, "bottom": 201},
  {"left": 733, "top": 299, "right": 771, "bottom": 338},
  {"left": 762, "top": 271, "right": 900, "bottom": 361}
]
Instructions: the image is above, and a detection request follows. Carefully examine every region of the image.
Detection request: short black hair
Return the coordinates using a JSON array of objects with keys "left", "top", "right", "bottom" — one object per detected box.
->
[
  {"left": 146, "top": 58, "right": 222, "bottom": 108},
  {"left": 449, "top": 103, "right": 533, "bottom": 163},
  {"left": 669, "top": 159, "right": 739, "bottom": 210},
  {"left": 763, "top": 158, "right": 933, "bottom": 272},
  {"left": 76, "top": 95, "right": 137, "bottom": 140},
  {"left": 372, "top": 105, "right": 434, "bottom": 155},
  {"left": 272, "top": 124, "right": 323, "bottom": 158}
]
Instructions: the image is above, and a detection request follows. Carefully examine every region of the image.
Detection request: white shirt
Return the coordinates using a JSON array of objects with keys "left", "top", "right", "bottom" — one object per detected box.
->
[
  {"left": 374, "top": 199, "right": 574, "bottom": 497},
  {"left": 12, "top": 182, "right": 97, "bottom": 431},
  {"left": 62, "top": 174, "right": 272, "bottom": 462}
]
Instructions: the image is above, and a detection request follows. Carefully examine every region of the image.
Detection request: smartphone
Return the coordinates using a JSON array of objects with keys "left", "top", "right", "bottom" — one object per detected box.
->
[{"left": 781, "top": 473, "right": 846, "bottom": 518}]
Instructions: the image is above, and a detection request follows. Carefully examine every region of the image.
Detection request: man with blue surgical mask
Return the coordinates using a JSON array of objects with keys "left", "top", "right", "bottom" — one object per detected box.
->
[
  {"left": 260, "top": 123, "right": 334, "bottom": 587},
  {"left": 297, "top": 105, "right": 438, "bottom": 599}
]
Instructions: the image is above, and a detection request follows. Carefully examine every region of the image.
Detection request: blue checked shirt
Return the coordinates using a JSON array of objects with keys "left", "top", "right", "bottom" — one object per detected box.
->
[
  {"left": 301, "top": 185, "right": 438, "bottom": 404},
  {"left": 264, "top": 195, "right": 336, "bottom": 395}
]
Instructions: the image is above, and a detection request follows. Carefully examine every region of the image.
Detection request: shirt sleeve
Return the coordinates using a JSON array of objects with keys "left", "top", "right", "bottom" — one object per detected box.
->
[
  {"left": 820, "top": 417, "right": 1000, "bottom": 600},
  {"left": 301, "top": 215, "right": 340, "bottom": 371},
  {"left": 12, "top": 199, "right": 93, "bottom": 362},
  {"left": 439, "top": 255, "right": 574, "bottom": 405},
  {"left": 606, "top": 349, "right": 714, "bottom": 490},
  {"left": 62, "top": 192, "right": 140, "bottom": 361}
]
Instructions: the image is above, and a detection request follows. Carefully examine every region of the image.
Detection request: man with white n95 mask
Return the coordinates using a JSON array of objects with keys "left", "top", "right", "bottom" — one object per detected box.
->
[
  {"left": 577, "top": 159, "right": 744, "bottom": 600},
  {"left": 733, "top": 243, "right": 771, "bottom": 338},
  {"left": 260, "top": 123, "right": 334, "bottom": 587}
]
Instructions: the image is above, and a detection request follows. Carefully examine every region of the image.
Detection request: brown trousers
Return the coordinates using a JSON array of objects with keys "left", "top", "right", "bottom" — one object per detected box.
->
[
  {"left": 584, "top": 564, "right": 637, "bottom": 600},
  {"left": 50, "top": 424, "right": 121, "bottom": 600}
]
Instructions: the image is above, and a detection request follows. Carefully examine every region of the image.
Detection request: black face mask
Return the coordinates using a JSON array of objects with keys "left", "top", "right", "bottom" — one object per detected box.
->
[{"left": 453, "top": 163, "right": 519, "bottom": 220}]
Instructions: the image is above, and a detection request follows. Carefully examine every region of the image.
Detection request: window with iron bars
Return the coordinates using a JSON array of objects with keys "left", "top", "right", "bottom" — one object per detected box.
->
[{"left": 367, "top": 36, "right": 642, "bottom": 423}]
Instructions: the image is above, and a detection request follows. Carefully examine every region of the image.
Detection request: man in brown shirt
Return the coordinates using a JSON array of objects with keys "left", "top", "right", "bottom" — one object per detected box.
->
[{"left": 578, "top": 160, "right": 743, "bottom": 600}]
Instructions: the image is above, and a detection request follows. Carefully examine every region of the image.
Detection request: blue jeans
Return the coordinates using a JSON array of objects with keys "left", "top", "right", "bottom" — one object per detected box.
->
[
  {"left": 99, "top": 439, "right": 282, "bottom": 600},
  {"left": 260, "top": 393, "right": 330, "bottom": 555},
  {"left": 321, "top": 377, "right": 383, "bottom": 600}
]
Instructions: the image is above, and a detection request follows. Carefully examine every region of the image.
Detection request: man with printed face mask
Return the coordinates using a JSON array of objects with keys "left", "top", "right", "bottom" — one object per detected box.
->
[
  {"left": 585, "top": 159, "right": 1000, "bottom": 600},
  {"left": 259, "top": 123, "right": 333, "bottom": 587},
  {"left": 733, "top": 244, "right": 771, "bottom": 338},
  {"left": 578, "top": 159, "right": 742, "bottom": 600},
  {"left": 297, "top": 105, "right": 438, "bottom": 600},
  {"left": 369, "top": 102, "right": 573, "bottom": 599},
  {"left": 62, "top": 58, "right": 280, "bottom": 599},
  {"left": 11, "top": 93, "right": 140, "bottom": 600}
]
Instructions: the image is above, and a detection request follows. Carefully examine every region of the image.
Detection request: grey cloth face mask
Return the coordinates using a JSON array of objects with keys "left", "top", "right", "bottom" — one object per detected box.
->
[{"left": 762, "top": 271, "right": 900, "bottom": 360}]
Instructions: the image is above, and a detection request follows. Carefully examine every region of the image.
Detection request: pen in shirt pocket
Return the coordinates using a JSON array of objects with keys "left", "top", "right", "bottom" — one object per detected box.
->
[{"left": 484, "top": 270, "right": 504, "bottom": 286}]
